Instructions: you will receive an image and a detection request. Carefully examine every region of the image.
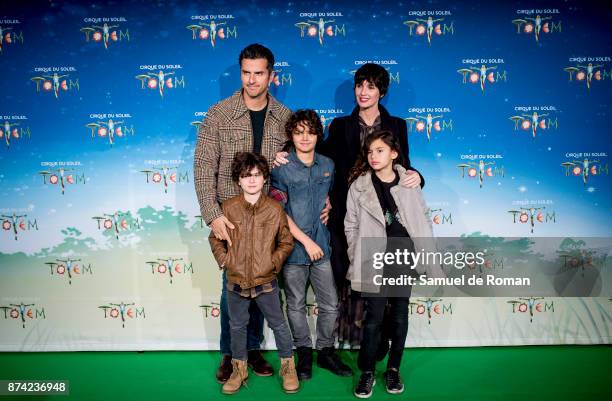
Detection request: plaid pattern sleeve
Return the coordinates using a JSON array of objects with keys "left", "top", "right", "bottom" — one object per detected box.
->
[
  {"left": 194, "top": 105, "right": 223, "bottom": 225},
  {"left": 268, "top": 187, "right": 288, "bottom": 204}
]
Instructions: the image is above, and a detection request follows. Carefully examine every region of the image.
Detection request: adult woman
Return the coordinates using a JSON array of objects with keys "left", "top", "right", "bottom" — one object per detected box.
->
[{"left": 318, "top": 63, "right": 424, "bottom": 346}]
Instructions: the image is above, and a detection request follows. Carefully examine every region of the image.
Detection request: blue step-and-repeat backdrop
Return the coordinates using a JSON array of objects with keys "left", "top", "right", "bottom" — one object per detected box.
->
[{"left": 0, "top": 0, "right": 610, "bottom": 350}]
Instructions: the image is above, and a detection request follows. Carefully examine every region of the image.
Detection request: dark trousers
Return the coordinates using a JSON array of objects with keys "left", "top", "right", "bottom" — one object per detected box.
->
[
  {"left": 227, "top": 286, "right": 293, "bottom": 360},
  {"left": 329, "top": 225, "right": 350, "bottom": 287},
  {"left": 358, "top": 297, "right": 410, "bottom": 372},
  {"left": 219, "top": 270, "right": 264, "bottom": 355}
]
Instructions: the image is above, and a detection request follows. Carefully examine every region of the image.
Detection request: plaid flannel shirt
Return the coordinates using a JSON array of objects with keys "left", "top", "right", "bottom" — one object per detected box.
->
[
  {"left": 194, "top": 90, "right": 291, "bottom": 225},
  {"left": 227, "top": 278, "right": 278, "bottom": 298}
]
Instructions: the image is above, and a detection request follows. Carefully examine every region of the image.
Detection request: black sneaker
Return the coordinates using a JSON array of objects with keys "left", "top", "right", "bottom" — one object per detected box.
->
[
  {"left": 354, "top": 371, "right": 376, "bottom": 399},
  {"left": 384, "top": 368, "right": 404, "bottom": 394}
]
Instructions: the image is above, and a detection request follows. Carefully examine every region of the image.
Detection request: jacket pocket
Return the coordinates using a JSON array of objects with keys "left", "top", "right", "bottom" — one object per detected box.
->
[
  {"left": 219, "top": 127, "right": 246, "bottom": 142},
  {"left": 219, "top": 128, "right": 249, "bottom": 161},
  {"left": 269, "top": 132, "right": 288, "bottom": 151},
  {"left": 254, "top": 221, "right": 276, "bottom": 275}
]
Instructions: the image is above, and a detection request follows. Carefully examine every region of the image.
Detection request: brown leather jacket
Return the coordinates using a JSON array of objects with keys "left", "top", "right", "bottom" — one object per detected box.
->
[{"left": 209, "top": 194, "right": 294, "bottom": 289}]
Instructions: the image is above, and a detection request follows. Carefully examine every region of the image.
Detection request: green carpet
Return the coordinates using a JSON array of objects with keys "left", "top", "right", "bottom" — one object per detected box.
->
[{"left": 0, "top": 346, "right": 609, "bottom": 400}]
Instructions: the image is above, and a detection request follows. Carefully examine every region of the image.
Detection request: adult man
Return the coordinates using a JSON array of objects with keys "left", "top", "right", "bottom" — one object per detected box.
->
[{"left": 194, "top": 43, "right": 292, "bottom": 382}]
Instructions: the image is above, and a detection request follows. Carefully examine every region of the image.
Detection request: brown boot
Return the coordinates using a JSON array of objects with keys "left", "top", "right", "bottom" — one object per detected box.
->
[
  {"left": 247, "top": 350, "right": 274, "bottom": 376},
  {"left": 221, "top": 359, "right": 248, "bottom": 395},
  {"left": 215, "top": 355, "right": 233, "bottom": 383},
  {"left": 280, "top": 357, "right": 300, "bottom": 394}
]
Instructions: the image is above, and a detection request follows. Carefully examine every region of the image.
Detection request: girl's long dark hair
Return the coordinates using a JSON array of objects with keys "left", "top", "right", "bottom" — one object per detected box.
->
[{"left": 348, "top": 130, "right": 404, "bottom": 184}]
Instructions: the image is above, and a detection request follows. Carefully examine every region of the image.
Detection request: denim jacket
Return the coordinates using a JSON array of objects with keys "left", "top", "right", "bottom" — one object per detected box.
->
[{"left": 271, "top": 151, "right": 334, "bottom": 265}]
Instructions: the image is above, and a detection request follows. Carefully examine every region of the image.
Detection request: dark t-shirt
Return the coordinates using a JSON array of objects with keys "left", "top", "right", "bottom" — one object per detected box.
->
[
  {"left": 371, "top": 171, "right": 416, "bottom": 288},
  {"left": 371, "top": 171, "right": 410, "bottom": 239},
  {"left": 249, "top": 104, "right": 268, "bottom": 155}
]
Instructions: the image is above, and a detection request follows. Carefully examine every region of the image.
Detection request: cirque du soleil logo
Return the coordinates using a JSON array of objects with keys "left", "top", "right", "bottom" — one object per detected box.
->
[
  {"left": 457, "top": 59, "right": 508, "bottom": 94},
  {"left": 507, "top": 205, "right": 556, "bottom": 234},
  {"left": 511, "top": 10, "right": 561, "bottom": 42},
  {"left": 507, "top": 297, "right": 554, "bottom": 322},
  {"left": 409, "top": 298, "right": 453, "bottom": 324},
  {"left": 559, "top": 246, "right": 605, "bottom": 278},
  {"left": 146, "top": 257, "right": 194, "bottom": 284},
  {"left": 141, "top": 164, "right": 190, "bottom": 194},
  {"left": 85, "top": 114, "right": 135, "bottom": 146},
  {"left": 39, "top": 163, "right": 85, "bottom": 195},
  {"left": 509, "top": 107, "right": 558, "bottom": 139},
  {"left": 561, "top": 153, "right": 608, "bottom": 186},
  {"left": 99, "top": 302, "right": 145, "bottom": 328},
  {"left": 403, "top": 11, "right": 454, "bottom": 45},
  {"left": 457, "top": 155, "right": 505, "bottom": 188},
  {"left": 295, "top": 12, "right": 345, "bottom": 46},
  {"left": 186, "top": 14, "right": 237, "bottom": 47},
  {"left": 1, "top": 212, "right": 38, "bottom": 241},
  {"left": 0, "top": 21, "right": 24, "bottom": 54},
  {"left": 44, "top": 258, "right": 93, "bottom": 285},
  {"left": 135, "top": 65, "right": 185, "bottom": 98},
  {"left": 273, "top": 62, "right": 293, "bottom": 87},
  {"left": 200, "top": 302, "right": 221, "bottom": 318},
  {"left": 0, "top": 303, "right": 45, "bottom": 328},
  {"left": 92, "top": 211, "right": 140, "bottom": 240},
  {"left": 0, "top": 117, "right": 30, "bottom": 148},
  {"left": 350, "top": 60, "right": 400, "bottom": 84},
  {"left": 426, "top": 207, "right": 453, "bottom": 225},
  {"left": 405, "top": 107, "right": 453, "bottom": 142},
  {"left": 564, "top": 57, "right": 611, "bottom": 90},
  {"left": 80, "top": 17, "right": 130, "bottom": 49},
  {"left": 30, "top": 67, "right": 79, "bottom": 98}
]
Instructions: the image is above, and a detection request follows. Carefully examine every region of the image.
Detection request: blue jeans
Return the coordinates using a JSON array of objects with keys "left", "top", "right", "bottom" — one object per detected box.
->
[
  {"left": 283, "top": 259, "right": 338, "bottom": 349},
  {"left": 220, "top": 270, "right": 264, "bottom": 355},
  {"left": 228, "top": 286, "right": 293, "bottom": 360}
]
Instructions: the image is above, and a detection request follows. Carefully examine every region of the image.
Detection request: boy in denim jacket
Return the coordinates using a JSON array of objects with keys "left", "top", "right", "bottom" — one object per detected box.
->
[{"left": 271, "top": 110, "right": 352, "bottom": 380}]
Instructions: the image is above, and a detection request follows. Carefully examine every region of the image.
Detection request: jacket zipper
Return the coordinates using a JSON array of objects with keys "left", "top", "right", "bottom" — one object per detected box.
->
[{"left": 248, "top": 207, "right": 254, "bottom": 288}]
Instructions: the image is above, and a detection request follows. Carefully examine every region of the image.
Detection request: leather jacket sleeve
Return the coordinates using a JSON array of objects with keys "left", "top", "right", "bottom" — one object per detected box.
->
[
  {"left": 208, "top": 231, "right": 228, "bottom": 269},
  {"left": 271, "top": 211, "right": 294, "bottom": 273},
  {"left": 208, "top": 202, "right": 229, "bottom": 269}
]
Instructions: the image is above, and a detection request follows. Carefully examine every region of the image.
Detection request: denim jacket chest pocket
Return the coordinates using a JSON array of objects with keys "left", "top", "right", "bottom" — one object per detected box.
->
[{"left": 314, "top": 172, "right": 333, "bottom": 209}]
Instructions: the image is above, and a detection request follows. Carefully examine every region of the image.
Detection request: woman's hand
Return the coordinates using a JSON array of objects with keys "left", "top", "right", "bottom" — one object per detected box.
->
[
  {"left": 320, "top": 196, "right": 331, "bottom": 225},
  {"left": 400, "top": 170, "right": 421, "bottom": 188}
]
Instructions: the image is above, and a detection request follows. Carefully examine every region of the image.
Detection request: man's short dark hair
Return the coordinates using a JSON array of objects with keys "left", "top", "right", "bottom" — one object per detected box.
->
[
  {"left": 238, "top": 43, "right": 274, "bottom": 72},
  {"left": 284, "top": 109, "right": 324, "bottom": 143},
  {"left": 231, "top": 152, "right": 270, "bottom": 183},
  {"left": 354, "top": 63, "right": 390, "bottom": 98}
]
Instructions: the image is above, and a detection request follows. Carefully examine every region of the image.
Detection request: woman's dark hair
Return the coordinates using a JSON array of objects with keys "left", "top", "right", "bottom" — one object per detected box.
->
[
  {"left": 238, "top": 43, "right": 274, "bottom": 72},
  {"left": 283, "top": 109, "right": 324, "bottom": 148},
  {"left": 348, "top": 130, "right": 404, "bottom": 184},
  {"left": 354, "top": 63, "right": 390, "bottom": 98},
  {"left": 231, "top": 152, "right": 270, "bottom": 183}
]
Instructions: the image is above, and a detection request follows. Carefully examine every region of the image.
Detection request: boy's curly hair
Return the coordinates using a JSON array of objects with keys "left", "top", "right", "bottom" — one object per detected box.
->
[
  {"left": 284, "top": 109, "right": 324, "bottom": 146},
  {"left": 231, "top": 152, "right": 269, "bottom": 183}
]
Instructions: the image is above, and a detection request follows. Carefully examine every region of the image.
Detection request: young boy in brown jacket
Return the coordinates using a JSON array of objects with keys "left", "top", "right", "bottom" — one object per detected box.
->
[{"left": 209, "top": 152, "right": 298, "bottom": 394}]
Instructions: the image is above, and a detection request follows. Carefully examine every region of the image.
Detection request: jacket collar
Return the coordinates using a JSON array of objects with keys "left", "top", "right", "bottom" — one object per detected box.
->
[
  {"left": 231, "top": 89, "right": 283, "bottom": 122},
  {"left": 350, "top": 103, "right": 393, "bottom": 129},
  {"left": 288, "top": 150, "right": 319, "bottom": 167},
  {"left": 352, "top": 164, "right": 407, "bottom": 192},
  {"left": 238, "top": 191, "right": 267, "bottom": 211},
  {"left": 352, "top": 164, "right": 407, "bottom": 226},
  {"left": 347, "top": 103, "right": 394, "bottom": 158}
]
